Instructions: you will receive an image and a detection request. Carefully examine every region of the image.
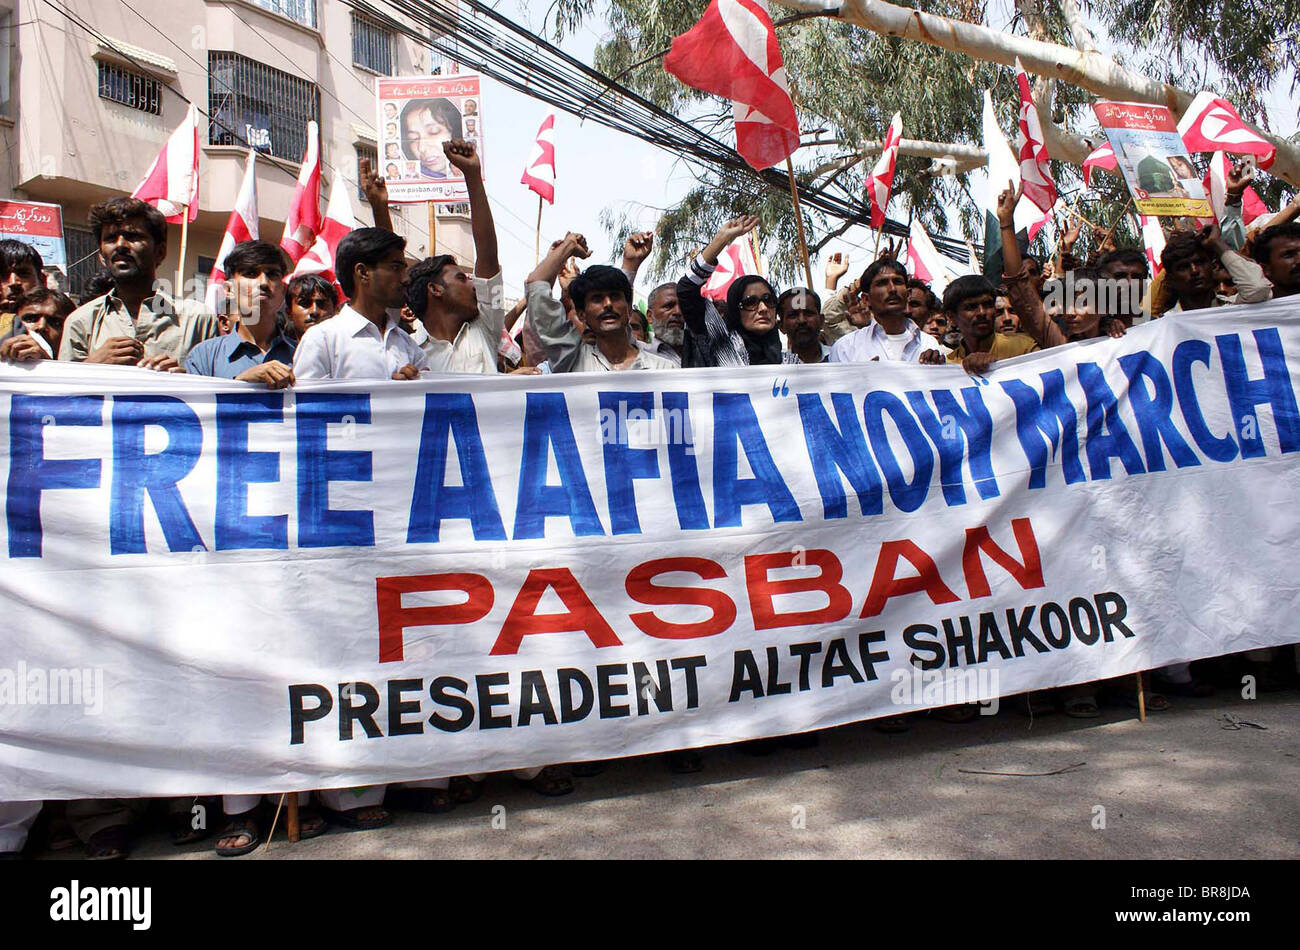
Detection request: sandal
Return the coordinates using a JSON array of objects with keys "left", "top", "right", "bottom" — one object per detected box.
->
[
  {"left": 215, "top": 814, "right": 262, "bottom": 858},
  {"left": 86, "top": 825, "right": 132, "bottom": 861},
  {"left": 450, "top": 776, "right": 485, "bottom": 804},
  {"left": 296, "top": 804, "right": 328, "bottom": 840},
  {"left": 667, "top": 750, "right": 704, "bottom": 774},
  {"left": 517, "top": 765, "right": 574, "bottom": 797},
  {"left": 932, "top": 703, "right": 980, "bottom": 724},
  {"left": 874, "top": 715, "right": 910, "bottom": 734},
  {"left": 1123, "top": 691, "right": 1170, "bottom": 712},
  {"left": 169, "top": 807, "right": 212, "bottom": 846},
  {"left": 1063, "top": 697, "right": 1101, "bottom": 718},
  {"left": 390, "top": 786, "right": 455, "bottom": 814},
  {"left": 321, "top": 805, "right": 393, "bottom": 831}
]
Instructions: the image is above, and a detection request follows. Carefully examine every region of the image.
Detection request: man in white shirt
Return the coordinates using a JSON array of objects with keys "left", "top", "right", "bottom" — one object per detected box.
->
[
  {"left": 829, "top": 258, "right": 944, "bottom": 365},
  {"left": 526, "top": 232, "right": 677, "bottom": 372},
  {"left": 404, "top": 139, "right": 507, "bottom": 374},
  {"left": 292, "top": 228, "right": 428, "bottom": 381},
  {"left": 289, "top": 226, "right": 425, "bottom": 831}
]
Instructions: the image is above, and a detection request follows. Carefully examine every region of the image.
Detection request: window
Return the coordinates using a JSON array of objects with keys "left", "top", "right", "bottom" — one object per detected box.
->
[
  {"left": 64, "top": 228, "right": 101, "bottom": 302},
  {"left": 352, "top": 14, "right": 394, "bottom": 75},
  {"left": 208, "top": 52, "right": 319, "bottom": 163},
  {"left": 356, "top": 144, "right": 378, "bottom": 201},
  {"left": 248, "top": 0, "right": 317, "bottom": 30},
  {"left": 97, "top": 61, "right": 162, "bottom": 115}
]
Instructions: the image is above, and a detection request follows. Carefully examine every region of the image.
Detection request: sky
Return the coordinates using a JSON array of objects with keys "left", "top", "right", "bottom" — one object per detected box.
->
[{"left": 462, "top": 0, "right": 1299, "bottom": 300}]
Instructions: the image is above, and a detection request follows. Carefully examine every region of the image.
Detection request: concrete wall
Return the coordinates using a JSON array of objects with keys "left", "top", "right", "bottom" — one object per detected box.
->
[{"left": 0, "top": 0, "right": 471, "bottom": 292}]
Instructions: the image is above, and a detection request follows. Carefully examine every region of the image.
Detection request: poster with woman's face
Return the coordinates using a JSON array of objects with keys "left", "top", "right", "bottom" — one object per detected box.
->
[{"left": 376, "top": 73, "right": 484, "bottom": 204}]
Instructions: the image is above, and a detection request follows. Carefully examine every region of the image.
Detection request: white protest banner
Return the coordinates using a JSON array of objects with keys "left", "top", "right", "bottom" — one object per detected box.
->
[
  {"left": 377, "top": 74, "right": 484, "bottom": 204},
  {"left": 3, "top": 299, "right": 1300, "bottom": 800}
]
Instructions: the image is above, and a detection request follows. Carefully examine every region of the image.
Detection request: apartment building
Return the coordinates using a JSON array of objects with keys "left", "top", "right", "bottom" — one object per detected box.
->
[{"left": 0, "top": 0, "right": 472, "bottom": 296}]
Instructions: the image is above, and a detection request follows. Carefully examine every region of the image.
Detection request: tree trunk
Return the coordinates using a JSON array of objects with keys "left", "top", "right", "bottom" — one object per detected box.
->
[{"left": 770, "top": 0, "right": 1300, "bottom": 185}]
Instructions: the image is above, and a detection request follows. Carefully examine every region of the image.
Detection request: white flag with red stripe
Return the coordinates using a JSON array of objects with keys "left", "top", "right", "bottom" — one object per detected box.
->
[
  {"left": 866, "top": 113, "right": 902, "bottom": 229},
  {"left": 521, "top": 113, "right": 556, "bottom": 204},
  {"left": 1082, "top": 141, "right": 1118, "bottom": 187},
  {"left": 281, "top": 121, "right": 322, "bottom": 265},
  {"left": 131, "top": 103, "right": 199, "bottom": 224},
  {"left": 205, "top": 150, "right": 259, "bottom": 314},
  {"left": 1014, "top": 60, "right": 1057, "bottom": 214},
  {"left": 1177, "top": 92, "right": 1276, "bottom": 169},
  {"left": 1140, "top": 214, "right": 1166, "bottom": 276},
  {"left": 703, "top": 236, "right": 761, "bottom": 300},
  {"left": 904, "top": 220, "right": 971, "bottom": 296},
  {"left": 290, "top": 172, "right": 358, "bottom": 297},
  {"left": 1204, "top": 150, "right": 1270, "bottom": 226},
  {"left": 664, "top": 0, "right": 800, "bottom": 170}
]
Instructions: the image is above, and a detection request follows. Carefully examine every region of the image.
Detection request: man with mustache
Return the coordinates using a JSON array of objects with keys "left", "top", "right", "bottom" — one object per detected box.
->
[
  {"left": 778, "top": 287, "right": 829, "bottom": 363},
  {"left": 1251, "top": 222, "right": 1300, "bottom": 299},
  {"left": 58, "top": 197, "right": 220, "bottom": 370},
  {"left": 526, "top": 231, "right": 676, "bottom": 372},
  {"left": 829, "top": 257, "right": 944, "bottom": 364},
  {"left": 643, "top": 282, "right": 685, "bottom": 365}
]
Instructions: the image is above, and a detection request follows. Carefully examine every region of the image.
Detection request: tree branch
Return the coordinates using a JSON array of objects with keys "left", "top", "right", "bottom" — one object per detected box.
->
[{"left": 767, "top": 0, "right": 1300, "bottom": 185}]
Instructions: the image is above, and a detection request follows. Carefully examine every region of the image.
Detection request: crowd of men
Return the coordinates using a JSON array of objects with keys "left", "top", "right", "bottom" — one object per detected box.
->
[{"left": 2, "top": 140, "right": 1299, "bottom": 859}]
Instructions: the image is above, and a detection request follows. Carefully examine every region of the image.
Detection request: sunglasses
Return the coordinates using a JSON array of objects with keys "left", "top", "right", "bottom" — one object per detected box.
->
[{"left": 739, "top": 293, "right": 776, "bottom": 311}]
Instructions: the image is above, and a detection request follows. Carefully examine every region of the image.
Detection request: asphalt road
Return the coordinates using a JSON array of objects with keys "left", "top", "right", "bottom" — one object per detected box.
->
[{"left": 102, "top": 688, "right": 1300, "bottom": 860}]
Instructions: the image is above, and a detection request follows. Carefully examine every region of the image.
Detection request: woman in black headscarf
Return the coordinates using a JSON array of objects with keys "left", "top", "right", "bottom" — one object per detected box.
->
[{"left": 676, "top": 216, "right": 794, "bottom": 367}]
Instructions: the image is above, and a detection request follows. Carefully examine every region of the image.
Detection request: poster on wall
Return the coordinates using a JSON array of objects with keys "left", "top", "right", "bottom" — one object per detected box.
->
[
  {"left": 1093, "top": 101, "right": 1212, "bottom": 218},
  {"left": 377, "top": 73, "right": 484, "bottom": 204}
]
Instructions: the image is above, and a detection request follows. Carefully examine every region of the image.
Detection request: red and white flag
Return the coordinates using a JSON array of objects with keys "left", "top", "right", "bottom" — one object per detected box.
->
[
  {"left": 1204, "top": 150, "right": 1270, "bottom": 226},
  {"left": 866, "top": 113, "right": 902, "bottom": 229},
  {"left": 205, "top": 150, "right": 259, "bottom": 314},
  {"left": 1140, "top": 214, "right": 1166, "bottom": 276},
  {"left": 521, "top": 113, "right": 556, "bottom": 203},
  {"left": 904, "top": 220, "right": 970, "bottom": 296},
  {"left": 131, "top": 103, "right": 199, "bottom": 223},
  {"left": 1014, "top": 60, "right": 1057, "bottom": 214},
  {"left": 290, "top": 172, "right": 358, "bottom": 297},
  {"left": 664, "top": 0, "right": 800, "bottom": 170},
  {"left": 1178, "top": 92, "right": 1276, "bottom": 169},
  {"left": 703, "top": 235, "right": 761, "bottom": 300},
  {"left": 281, "top": 121, "right": 322, "bottom": 264},
  {"left": 1081, "top": 141, "right": 1118, "bottom": 187}
]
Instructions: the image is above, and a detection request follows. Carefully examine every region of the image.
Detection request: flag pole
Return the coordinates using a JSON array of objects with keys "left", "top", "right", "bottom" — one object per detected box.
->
[
  {"left": 427, "top": 201, "right": 437, "bottom": 256},
  {"left": 535, "top": 194, "right": 543, "bottom": 266},
  {"left": 175, "top": 211, "right": 190, "bottom": 300},
  {"left": 784, "top": 157, "right": 814, "bottom": 288}
]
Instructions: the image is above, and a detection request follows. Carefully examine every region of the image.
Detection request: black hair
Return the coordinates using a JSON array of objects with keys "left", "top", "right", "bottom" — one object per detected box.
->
[
  {"left": 334, "top": 227, "right": 406, "bottom": 298},
  {"left": 858, "top": 257, "right": 908, "bottom": 293},
  {"left": 1160, "top": 231, "right": 1210, "bottom": 274},
  {"left": 724, "top": 275, "right": 777, "bottom": 329},
  {"left": 0, "top": 239, "right": 43, "bottom": 276},
  {"left": 16, "top": 287, "right": 75, "bottom": 319},
  {"left": 223, "top": 240, "right": 291, "bottom": 278},
  {"left": 405, "top": 254, "right": 458, "bottom": 318},
  {"left": 87, "top": 196, "right": 167, "bottom": 246},
  {"left": 777, "top": 286, "right": 822, "bottom": 316},
  {"left": 1251, "top": 222, "right": 1300, "bottom": 267},
  {"left": 83, "top": 268, "right": 115, "bottom": 301},
  {"left": 569, "top": 264, "right": 632, "bottom": 311},
  {"left": 942, "top": 274, "right": 997, "bottom": 314},
  {"left": 399, "top": 98, "right": 463, "bottom": 163},
  {"left": 647, "top": 282, "right": 677, "bottom": 311},
  {"left": 288, "top": 273, "right": 340, "bottom": 309},
  {"left": 632, "top": 307, "right": 650, "bottom": 336},
  {"left": 906, "top": 276, "right": 941, "bottom": 312},
  {"left": 1097, "top": 248, "right": 1149, "bottom": 278}
]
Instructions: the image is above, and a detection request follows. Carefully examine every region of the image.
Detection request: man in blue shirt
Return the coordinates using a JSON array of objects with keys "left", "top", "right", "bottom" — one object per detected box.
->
[{"left": 185, "top": 241, "right": 296, "bottom": 389}]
